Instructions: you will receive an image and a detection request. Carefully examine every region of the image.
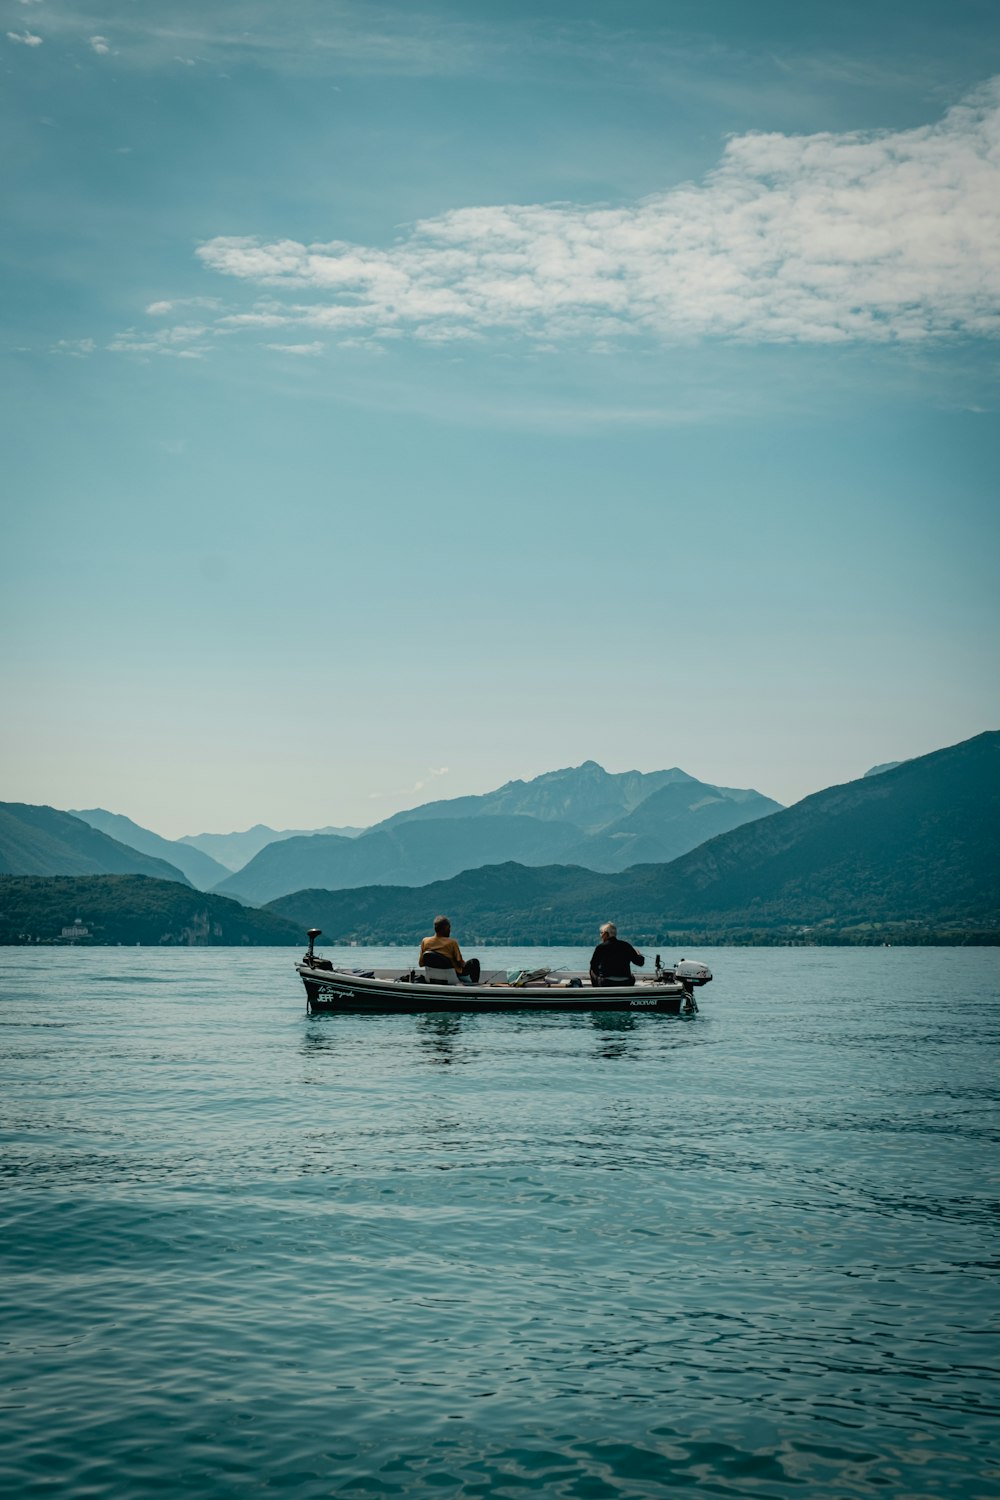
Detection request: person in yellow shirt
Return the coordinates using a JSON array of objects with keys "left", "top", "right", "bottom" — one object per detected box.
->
[{"left": 418, "top": 915, "right": 481, "bottom": 984}]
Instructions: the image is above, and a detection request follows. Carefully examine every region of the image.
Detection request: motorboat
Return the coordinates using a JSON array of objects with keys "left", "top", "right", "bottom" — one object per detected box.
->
[{"left": 296, "top": 931, "right": 712, "bottom": 1014}]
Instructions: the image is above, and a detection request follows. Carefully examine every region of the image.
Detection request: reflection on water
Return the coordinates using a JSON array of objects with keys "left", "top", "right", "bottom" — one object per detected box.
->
[
  {"left": 589, "top": 1010, "right": 637, "bottom": 1059},
  {"left": 0, "top": 945, "right": 997, "bottom": 1500},
  {"left": 416, "top": 1012, "right": 468, "bottom": 1066}
]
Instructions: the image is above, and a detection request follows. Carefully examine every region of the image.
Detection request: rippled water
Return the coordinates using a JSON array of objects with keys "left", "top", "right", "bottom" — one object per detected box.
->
[{"left": 1, "top": 945, "right": 997, "bottom": 1498}]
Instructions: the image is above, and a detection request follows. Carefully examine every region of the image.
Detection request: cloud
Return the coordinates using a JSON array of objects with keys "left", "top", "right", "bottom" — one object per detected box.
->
[
  {"left": 368, "top": 767, "right": 451, "bottom": 801},
  {"left": 18, "top": 0, "right": 494, "bottom": 77},
  {"left": 52, "top": 338, "right": 96, "bottom": 357},
  {"left": 89, "top": 35, "right": 111, "bottom": 55},
  {"left": 7, "top": 30, "right": 42, "bottom": 46},
  {"left": 145, "top": 297, "right": 220, "bottom": 316},
  {"left": 217, "top": 309, "right": 291, "bottom": 328},
  {"left": 195, "top": 79, "right": 1000, "bottom": 348},
  {"left": 108, "top": 324, "right": 209, "bottom": 358},
  {"left": 265, "top": 341, "right": 325, "bottom": 356}
]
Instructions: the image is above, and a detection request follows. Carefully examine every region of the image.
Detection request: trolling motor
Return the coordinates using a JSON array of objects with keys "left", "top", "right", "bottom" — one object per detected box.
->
[{"left": 301, "top": 928, "right": 334, "bottom": 972}]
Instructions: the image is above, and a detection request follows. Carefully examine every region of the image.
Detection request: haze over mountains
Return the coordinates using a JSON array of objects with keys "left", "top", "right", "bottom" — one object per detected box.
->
[
  {"left": 0, "top": 804, "right": 190, "bottom": 884},
  {"left": 22, "top": 762, "right": 782, "bottom": 903},
  {"left": 71, "top": 809, "right": 230, "bottom": 889},
  {"left": 2, "top": 736, "right": 997, "bottom": 944},
  {"left": 268, "top": 732, "right": 1000, "bottom": 944},
  {"left": 215, "top": 763, "right": 782, "bottom": 905},
  {"left": 374, "top": 762, "right": 721, "bottom": 831},
  {"left": 178, "top": 824, "right": 364, "bottom": 873}
]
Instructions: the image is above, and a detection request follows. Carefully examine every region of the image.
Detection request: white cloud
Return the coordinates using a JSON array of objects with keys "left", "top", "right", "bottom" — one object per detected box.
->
[
  {"left": 265, "top": 341, "right": 325, "bottom": 356},
  {"left": 14, "top": 1, "right": 496, "bottom": 77},
  {"left": 52, "top": 338, "right": 96, "bottom": 357},
  {"left": 368, "top": 767, "right": 451, "bottom": 800},
  {"left": 89, "top": 36, "right": 111, "bottom": 56},
  {"left": 7, "top": 30, "right": 43, "bottom": 46},
  {"left": 196, "top": 80, "right": 1000, "bottom": 348},
  {"left": 145, "top": 297, "right": 220, "bottom": 316},
  {"left": 217, "top": 309, "right": 292, "bottom": 328},
  {"left": 108, "top": 324, "right": 209, "bottom": 358}
]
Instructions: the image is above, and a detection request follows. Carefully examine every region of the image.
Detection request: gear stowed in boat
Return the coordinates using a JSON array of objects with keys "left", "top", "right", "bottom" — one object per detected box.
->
[{"left": 296, "top": 931, "right": 712, "bottom": 1014}]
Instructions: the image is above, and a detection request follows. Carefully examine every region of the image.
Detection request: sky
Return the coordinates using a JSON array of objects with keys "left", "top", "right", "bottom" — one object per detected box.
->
[{"left": 2, "top": 0, "right": 998, "bottom": 839}]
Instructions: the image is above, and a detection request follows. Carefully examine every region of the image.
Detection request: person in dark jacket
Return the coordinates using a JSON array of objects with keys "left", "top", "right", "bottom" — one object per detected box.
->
[{"left": 589, "top": 922, "right": 645, "bottom": 986}]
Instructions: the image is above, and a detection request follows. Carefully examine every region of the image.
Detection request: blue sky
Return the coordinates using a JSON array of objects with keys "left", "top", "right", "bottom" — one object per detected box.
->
[{"left": 3, "top": 0, "right": 998, "bottom": 837}]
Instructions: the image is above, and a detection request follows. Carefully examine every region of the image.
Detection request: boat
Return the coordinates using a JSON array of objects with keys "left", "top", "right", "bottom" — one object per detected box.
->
[{"left": 296, "top": 931, "right": 712, "bottom": 1014}]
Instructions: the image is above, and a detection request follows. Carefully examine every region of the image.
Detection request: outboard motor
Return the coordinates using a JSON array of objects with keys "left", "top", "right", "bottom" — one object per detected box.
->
[
  {"left": 673, "top": 959, "right": 712, "bottom": 987},
  {"left": 654, "top": 955, "right": 713, "bottom": 986},
  {"left": 655, "top": 954, "right": 712, "bottom": 1014}
]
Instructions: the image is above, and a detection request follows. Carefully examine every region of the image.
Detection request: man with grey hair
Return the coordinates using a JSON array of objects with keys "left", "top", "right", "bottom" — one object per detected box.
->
[
  {"left": 589, "top": 921, "right": 645, "bottom": 987},
  {"left": 418, "top": 914, "right": 481, "bottom": 985}
]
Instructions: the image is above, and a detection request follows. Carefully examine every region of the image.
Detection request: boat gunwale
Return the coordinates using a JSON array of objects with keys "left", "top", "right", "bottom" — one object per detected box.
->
[{"left": 296, "top": 961, "right": 695, "bottom": 1013}]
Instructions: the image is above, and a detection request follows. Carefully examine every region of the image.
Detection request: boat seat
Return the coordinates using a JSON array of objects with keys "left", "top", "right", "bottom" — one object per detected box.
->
[{"left": 420, "top": 950, "right": 461, "bottom": 985}]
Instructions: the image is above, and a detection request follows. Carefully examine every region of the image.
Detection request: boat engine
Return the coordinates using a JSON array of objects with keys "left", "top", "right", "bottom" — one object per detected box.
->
[
  {"left": 302, "top": 928, "right": 334, "bottom": 971},
  {"left": 673, "top": 959, "right": 712, "bottom": 986},
  {"left": 655, "top": 955, "right": 713, "bottom": 986}
]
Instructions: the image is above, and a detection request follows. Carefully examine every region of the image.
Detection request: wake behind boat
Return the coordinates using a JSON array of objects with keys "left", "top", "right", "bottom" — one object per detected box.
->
[{"left": 297, "top": 931, "right": 712, "bottom": 1014}]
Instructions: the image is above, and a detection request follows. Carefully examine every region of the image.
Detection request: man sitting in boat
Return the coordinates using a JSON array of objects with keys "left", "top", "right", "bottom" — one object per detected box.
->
[
  {"left": 418, "top": 915, "right": 481, "bottom": 985},
  {"left": 589, "top": 922, "right": 645, "bottom": 987}
]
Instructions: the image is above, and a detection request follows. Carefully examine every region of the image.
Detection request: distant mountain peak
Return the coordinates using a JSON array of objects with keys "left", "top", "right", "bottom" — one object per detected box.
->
[
  {"left": 1, "top": 803, "right": 191, "bottom": 885},
  {"left": 69, "top": 808, "right": 229, "bottom": 889},
  {"left": 214, "top": 760, "right": 783, "bottom": 903},
  {"left": 864, "top": 761, "right": 903, "bottom": 778},
  {"left": 268, "top": 729, "right": 1000, "bottom": 943}
]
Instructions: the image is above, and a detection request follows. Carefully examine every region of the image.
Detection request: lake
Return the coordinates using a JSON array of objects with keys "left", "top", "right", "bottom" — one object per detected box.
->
[{"left": 1, "top": 945, "right": 997, "bottom": 1498}]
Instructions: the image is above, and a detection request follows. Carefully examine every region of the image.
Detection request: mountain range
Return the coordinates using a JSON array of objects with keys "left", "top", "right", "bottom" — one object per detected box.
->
[
  {"left": 266, "top": 732, "right": 1000, "bottom": 945},
  {"left": 70, "top": 808, "right": 230, "bottom": 888},
  {"left": 178, "top": 823, "right": 364, "bottom": 872},
  {"left": 0, "top": 804, "right": 190, "bottom": 884},
  {"left": 214, "top": 763, "right": 782, "bottom": 904},
  {"left": 2, "top": 735, "right": 996, "bottom": 945},
  {"left": 0, "top": 875, "right": 301, "bottom": 946}
]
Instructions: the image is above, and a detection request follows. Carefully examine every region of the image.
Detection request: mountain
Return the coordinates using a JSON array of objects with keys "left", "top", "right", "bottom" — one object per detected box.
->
[
  {"left": 372, "top": 760, "right": 705, "bottom": 835},
  {"left": 268, "top": 863, "right": 604, "bottom": 947},
  {"left": 864, "top": 761, "right": 903, "bottom": 777},
  {"left": 70, "top": 809, "right": 229, "bottom": 890},
  {"left": 563, "top": 776, "right": 781, "bottom": 871},
  {"left": 179, "top": 823, "right": 365, "bottom": 872},
  {"left": 0, "top": 875, "right": 301, "bottom": 946},
  {"left": 213, "top": 814, "right": 585, "bottom": 906},
  {"left": 267, "top": 732, "right": 1000, "bottom": 944},
  {"left": 219, "top": 762, "right": 781, "bottom": 903},
  {"left": 0, "top": 804, "right": 191, "bottom": 884}
]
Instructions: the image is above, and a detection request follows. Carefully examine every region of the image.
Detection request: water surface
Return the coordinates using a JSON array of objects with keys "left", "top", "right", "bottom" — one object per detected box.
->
[{"left": 1, "top": 946, "right": 997, "bottom": 1498}]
